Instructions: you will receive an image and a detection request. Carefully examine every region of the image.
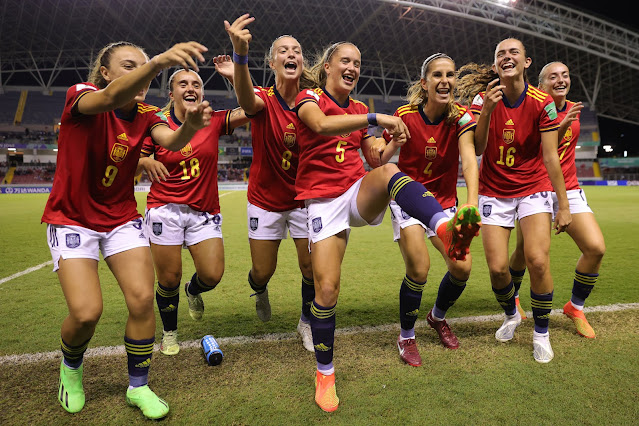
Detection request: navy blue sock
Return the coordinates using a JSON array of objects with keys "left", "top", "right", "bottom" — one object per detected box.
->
[
  {"left": 388, "top": 172, "right": 447, "bottom": 231},
  {"left": 571, "top": 270, "right": 597, "bottom": 307},
  {"left": 248, "top": 272, "right": 267, "bottom": 294},
  {"left": 399, "top": 275, "right": 425, "bottom": 331},
  {"left": 493, "top": 281, "right": 517, "bottom": 316},
  {"left": 124, "top": 335, "right": 154, "bottom": 388},
  {"left": 156, "top": 282, "right": 179, "bottom": 332},
  {"left": 186, "top": 272, "right": 216, "bottom": 296},
  {"left": 509, "top": 267, "right": 526, "bottom": 296},
  {"left": 530, "top": 290, "right": 553, "bottom": 334},
  {"left": 310, "top": 301, "right": 336, "bottom": 366},
  {"left": 434, "top": 272, "right": 467, "bottom": 318},
  {"left": 301, "top": 276, "right": 315, "bottom": 322},
  {"left": 60, "top": 337, "right": 91, "bottom": 369}
]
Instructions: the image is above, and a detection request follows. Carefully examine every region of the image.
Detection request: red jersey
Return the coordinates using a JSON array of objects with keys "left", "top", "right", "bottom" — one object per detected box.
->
[
  {"left": 141, "top": 108, "right": 232, "bottom": 214},
  {"left": 42, "top": 83, "right": 168, "bottom": 232},
  {"left": 248, "top": 85, "right": 301, "bottom": 212},
  {"left": 295, "top": 88, "right": 372, "bottom": 200},
  {"left": 557, "top": 100, "right": 581, "bottom": 191},
  {"left": 384, "top": 103, "right": 476, "bottom": 209},
  {"left": 471, "top": 83, "right": 560, "bottom": 198}
]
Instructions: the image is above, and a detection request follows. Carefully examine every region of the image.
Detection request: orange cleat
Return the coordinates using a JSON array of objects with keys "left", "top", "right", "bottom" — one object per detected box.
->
[
  {"left": 315, "top": 371, "right": 339, "bottom": 413},
  {"left": 563, "top": 301, "right": 596, "bottom": 338},
  {"left": 436, "top": 205, "right": 481, "bottom": 261}
]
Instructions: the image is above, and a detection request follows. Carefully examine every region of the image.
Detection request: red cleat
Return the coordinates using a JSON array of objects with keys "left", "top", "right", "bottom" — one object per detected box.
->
[
  {"left": 426, "top": 310, "right": 460, "bottom": 349},
  {"left": 397, "top": 335, "right": 422, "bottom": 367}
]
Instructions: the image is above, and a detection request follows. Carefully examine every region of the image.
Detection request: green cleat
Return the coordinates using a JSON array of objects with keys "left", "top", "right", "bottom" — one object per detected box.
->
[
  {"left": 126, "top": 385, "right": 169, "bottom": 419},
  {"left": 58, "top": 361, "right": 85, "bottom": 413},
  {"left": 436, "top": 204, "right": 482, "bottom": 261}
]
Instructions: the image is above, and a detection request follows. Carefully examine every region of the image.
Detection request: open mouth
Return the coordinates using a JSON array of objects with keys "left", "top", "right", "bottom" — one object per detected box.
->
[
  {"left": 342, "top": 74, "right": 355, "bottom": 84},
  {"left": 501, "top": 62, "right": 515, "bottom": 71},
  {"left": 183, "top": 95, "right": 198, "bottom": 104},
  {"left": 284, "top": 61, "right": 298, "bottom": 71}
]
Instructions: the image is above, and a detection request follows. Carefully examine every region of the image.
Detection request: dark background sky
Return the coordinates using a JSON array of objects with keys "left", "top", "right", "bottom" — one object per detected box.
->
[{"left": 557, "top": 1, "right": 639, "bottom": 156}]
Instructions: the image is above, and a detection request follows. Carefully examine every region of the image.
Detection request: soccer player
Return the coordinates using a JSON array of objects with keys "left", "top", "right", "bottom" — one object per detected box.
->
[
  {"left": 41, "top": 41, "right": 211, "bottom": 419},
  {"left": 380, "top": 53, "right": 479, "bottom": 366},
  {"left": 295, "top": 41, "right": 481, "bottom": 412},
  {"left": 138, "top": 62, "right": 249, "bottom": 356},
  {"left": 224, "top": 15, "right": 315, "bottom": 351},
  {"left": 508, "top": 62, "right": 605, "bottom": 338},
  {"left": 464, "top": 38, "right": 572, "bottom": 363}
]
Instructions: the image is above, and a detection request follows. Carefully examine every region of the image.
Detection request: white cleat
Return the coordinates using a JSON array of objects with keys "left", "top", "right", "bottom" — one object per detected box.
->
[
  {"left": 297, "top": 318, "right": 314, "bottom": 352},
  {"left": 160, "top": 330, "right": 179, "bottom": 356},
  {"left": 533, "top": 331, "right": 554, "bottom": 363},
  {"left": 254, "top": 287, "right": 272, "bottom": 322},
  {"left": 495, "top": 311, "right": 522, "bottom": 342},
  {"left": 185, "top": 281, "right": 204, "bottom": 321}
]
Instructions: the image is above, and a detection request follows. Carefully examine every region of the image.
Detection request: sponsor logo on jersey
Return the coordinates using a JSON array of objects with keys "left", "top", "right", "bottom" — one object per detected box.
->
[
  {"left": 312, "top": 217, "right": 323, "bottom": 233},
  {"left": 283, "top": 132, "right": 296, "bottom": 148},
  {"left": 110, "top": 142, "right": 129, "bottom": 162},
  {"left": 545, "top": 102, "right": 558, "bottom": 121},
  {"left": 250, "top": 217, "right": 259, "bottom": 231},
  {"left": 65, "top": 233, "right": 81, "bottom": 248},
  {"left": 483, "top": 205, "right": 492, "bottom": 217},
  {"left": 180, "top": 142, "right": 193, "bottom": 157},
  {"left": 286, "top": 122, "right": 296, "bottom": 130},
  {"left": 117, "top": 133, "right": 128, "bottom": 141},
  {"left": 427, "top": 137, "right": 436, "bottom": 144},
  {"left": 425, "top": 146, "right": 437, "bottom": 160},
  {"left": 502, "top": 129, "right": 515, "bottom": 144},
  {"left": 152, "top": 222, "right": 162, "bottom": 236},
  {"left": 505, "top": 119, "right": 515, "bottom": 126}
]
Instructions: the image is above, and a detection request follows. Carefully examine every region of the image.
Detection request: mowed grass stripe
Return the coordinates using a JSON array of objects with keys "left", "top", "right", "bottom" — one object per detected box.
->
[{"left": 2, "top": 302, "right": 636, "bottom": 366}]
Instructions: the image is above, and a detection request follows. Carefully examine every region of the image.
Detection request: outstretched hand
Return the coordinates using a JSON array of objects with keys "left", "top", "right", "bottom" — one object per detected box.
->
[
  {"left": 140, "top": 157, "right": 169, "bottom": 182},
  {"left": 184, "top": 100, "right": 212, "bottom": 131},
  {"left": 151, "top": 42, "right": 208, "bottom": 73},
  {"left": 562, "top": 101, "right": 583, "bottom": 127},
  {"left": 213, "top": 55, "right": 234, "bottom": 81},
  {"left": 224, "top": 14, "right": 255, "bottom": 55}
]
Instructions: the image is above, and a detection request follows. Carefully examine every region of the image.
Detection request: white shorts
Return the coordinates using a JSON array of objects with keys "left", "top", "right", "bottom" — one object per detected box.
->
[
  {"left": 389, "top": 201, "right": 456, "bottom": 241},
  {"left": 247, "top": 202, "right": 308, "bottom": 240},
  {"left": 145, "top": 204, "right": 223, "bottom": 247},
  {"left": 552, "top": 189, "right": 592, "bottom": 219},
  {"left": 46, "top": 219, "right": 149, "bottom": 272},
  {"left": 479, "top": 192, "right": 553, "bottom": 227},
  {"left": 305, "top": 177, "right": 386, "bottom": 244}
]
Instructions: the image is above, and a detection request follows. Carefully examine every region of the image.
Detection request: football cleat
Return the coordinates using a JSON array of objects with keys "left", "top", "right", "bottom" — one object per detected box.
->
[
  {"left": 436, "top": 204, "right": 481, "bottom": 261},
  {"left": 126, "top": 385, "right": 169, "bottom": 420},
  {"left": 184, "top": 281, "right": 204, "bottom": 321},
  {"left": 397, "top": 335, "right": 422, "bottom": 367},
  {"left": 426, "top": 310, "right": 460, "bottom": 349},
  {"left": 563, "top": 301, "right": 596, "bottom": 338},
  {"left": 532, "top": 331, "right": 554, "bottom": 363},
  {"left": 297, "top": 319, "right": 314, "bottom": 352},
  {"left": 58, "top": 361, "right": 85, "bottom": 413},
  {"left": 160, "top": 330, "right": 179, "bottom": 356},
  {"left": 315, "top": 371, "right": 339, "bottom": 413},
  {"left": 253, "top": 287, "right": 272, "bottom": 322},
  {"left": 495, "top": 311, "right": 522, "bottom": 342},
  {"left": 515, "top": 295, "right": 528, "bottom": 320}
]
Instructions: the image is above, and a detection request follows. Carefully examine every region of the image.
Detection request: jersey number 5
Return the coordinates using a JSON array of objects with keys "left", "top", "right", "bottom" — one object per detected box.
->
[{"left": 335, "top": 141, "right": 347, "bottom": 163}]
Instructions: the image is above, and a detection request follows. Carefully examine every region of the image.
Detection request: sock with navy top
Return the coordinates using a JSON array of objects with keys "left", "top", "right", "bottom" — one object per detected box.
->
[
  {"left": 509, "top": 267, "right": 526, "bottom": 297},
  {"left": 388, "top": 172, "right": 448, "bottom": 231},
  {"left": 310, "top": 301, "right": 336, "bottom": 367},
  {"left": 124, "top": 335, "right": 154, "bottom": 388},
  {"left": 186, "top": 272, "right": 216, "bottom": 296},
  {"left": 433, "top": 272, "right": 467, "bottom": 319},
  {"left": 61, "top": 336, "right": 91, "bottom": 369},
  {"left": 530, "top": 290, "right": 553, "bottom": 334},
  {"left": 493, "top": 281, "right": 517, "bottom": 316},
  {"left": 571, "top": 270, "right": 597, "bottom": 307},
  {"left": 156, "top": 282, "right": 179, "bottom": 332},
  {"left": 248, "top": 272, "right": 267, "bottom": 295},
  {"left": 301, "top": 276, "right": 315, "bottom": 322},
  {"left": 399, "top": 275, "right": 426, "bottom": 333}
]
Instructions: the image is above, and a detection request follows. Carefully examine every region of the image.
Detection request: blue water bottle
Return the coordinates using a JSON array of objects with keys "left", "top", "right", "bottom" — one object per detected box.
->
[{"left": 201, "top": 335, "right": 223, "bottom": 366}]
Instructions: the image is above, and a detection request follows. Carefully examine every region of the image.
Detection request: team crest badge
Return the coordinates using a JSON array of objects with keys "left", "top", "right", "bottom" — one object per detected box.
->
[
  {"left": 110, "top": 142, "right": 129, "bottom": 162},
  {"left": 482, "top": 205, "right": 492, "bottom": 217},
  {"left": 312, "top": 217, "right": 323, "bottom": 234},
  {"left": 152, "top": 222, "right": 162, "bottom": 236},
  {"left": 283, "top": 132, "right": 296, "bottom": 148},
  {"left": 66, "top": 233, "right": 81, "bottom": 248},
  {"left": 180, "top": 143, "right": 193, "bottom": 157},
  {"left": 563, "top": 127, "right": 573, "bottom": 142},
  {"left": 502, "top": 129, "right": 515, "bottom": 145},
  {"left": 425, "top": 146, "right": 437, "bottom": 160},
  {"left": 250, "top": 217, "right": 259, "bottom": 231}
]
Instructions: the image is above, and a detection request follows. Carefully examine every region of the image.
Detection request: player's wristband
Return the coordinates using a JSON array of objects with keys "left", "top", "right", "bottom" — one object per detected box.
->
[
  {"left": 233, "top": 52, "right": 249, "bottom": 65},
  {"left": 367, "top": 113, "right": 378, "bottom": 126}
]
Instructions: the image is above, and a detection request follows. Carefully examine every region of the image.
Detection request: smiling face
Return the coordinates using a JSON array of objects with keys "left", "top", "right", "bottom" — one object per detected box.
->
[
  {"left": 169, "top": 70, "right": 203, "bottom": 117},
  {"left": 324, "top": 43, "right": 361, "bottom": 98},
  {"left": 100, "top": 45, "right": 150, "bottom": 102},
  {"left": 421, "top": 57, "right": 456, "bottom": 106},
  {"left": 492, "top": 38, "right": 531, "bottom": 82},
  {"left": 269, "top": 36, "right": 304, "bottom": 83},
  {"left": 539, "top": 62, "right": 571, "bottom": 101}
]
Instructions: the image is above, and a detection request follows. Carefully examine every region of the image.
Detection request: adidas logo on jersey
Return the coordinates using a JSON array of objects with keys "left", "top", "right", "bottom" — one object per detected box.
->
[
  {"left": 427, "top": 137, "right": 436, "bottom": 144},
  {"left": 117, "top": 133, "right": 128, "bottom": 141},
  {"left": 286, "top": 122, "right": 296, "bottom": 130},
  {"left": 505, "top": 119, "right": 515, "bottom": 126}
]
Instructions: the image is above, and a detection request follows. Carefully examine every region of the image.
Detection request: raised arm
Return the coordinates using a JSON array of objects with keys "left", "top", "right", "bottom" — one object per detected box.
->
[
  {"left": 473, "top": 79, "right": 505, "bottom": 155},
  {"left": 224, "top": 14, "right": 265, "bottom": 116},
  {"left": 76, "top": 42, "right": 208, "bottom": 115}
]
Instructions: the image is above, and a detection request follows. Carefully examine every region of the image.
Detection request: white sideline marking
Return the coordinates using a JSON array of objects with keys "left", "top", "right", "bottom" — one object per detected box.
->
[
  {"left": 1, "top": 303, "right": 637, "bottom": 366},
  {"left": 0, "top": 261, "right": 53, "bottom": 286}
]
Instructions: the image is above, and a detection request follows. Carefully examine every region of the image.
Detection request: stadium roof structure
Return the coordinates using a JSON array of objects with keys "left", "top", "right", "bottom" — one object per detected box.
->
[{"left": 2, "top": 0, "right": 638, "bottom": 125}]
